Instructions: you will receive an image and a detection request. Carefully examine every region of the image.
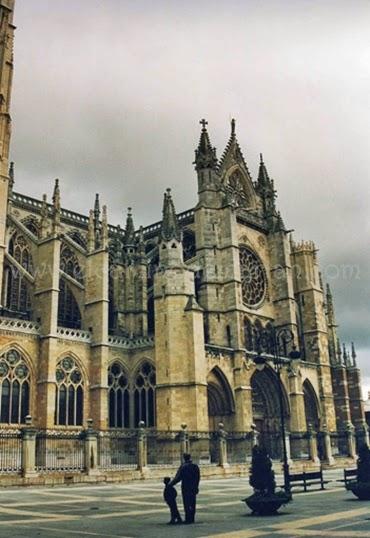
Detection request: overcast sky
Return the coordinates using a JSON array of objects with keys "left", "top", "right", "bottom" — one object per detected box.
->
[{"left": 10, "top": 1, "right": 370, "bottom": 394}]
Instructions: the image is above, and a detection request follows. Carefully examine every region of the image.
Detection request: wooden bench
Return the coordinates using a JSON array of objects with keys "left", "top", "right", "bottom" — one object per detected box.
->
[
  {"left": 342, "top": 468, "right": 357, "bottom": 486},
  {"left": 288, "top": 470, "right": 327, "bottom": 492}
]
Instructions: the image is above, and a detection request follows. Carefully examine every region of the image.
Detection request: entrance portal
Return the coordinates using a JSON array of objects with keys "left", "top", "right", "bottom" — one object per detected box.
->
[{"left": 251, "top": 368, "right": 290, "bottom": 460}]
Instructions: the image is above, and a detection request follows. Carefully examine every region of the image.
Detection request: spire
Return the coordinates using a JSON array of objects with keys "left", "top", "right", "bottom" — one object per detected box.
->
[
  {"left": 326, "top": 283, "right": 336, "bottom": 325},
  {"left": 52, "top": 179, "right": 61, "bottom": 232},
  {"left": 343, "top": 343, "right": 350, "bottom": 367},
  {"left": 257, "top": 153, "right": 270, "bottom": 186},
  {"left": 94, "top": 193, "right": 100, "bottom": 228},
  {"left": 160, "top": 188, "right": 181, "bottom": 242},
  {"left": 40, "top": 194, "right": 48, "bottom": 239},
  {"left": 52, "top": 178, "right": 60, "bottom": 211},
  {"left": 138, "top": 225, "right": 145, "bottom": 256},
  {"left": 102, "top": 205, "right": 108, "bottom": 248},
  {"left": 218, "top": 118, "right": 252, "bottom": 178},
  {"left": 87, "top": 209, "right": 95, "bottom": 253},
  {"left": 123, "top": 207, "right": 135, "bottom": 246},
  {"left": 337, "top": 338, "right": 343, "bottom": 365},
  {"left": 351, "top": 342, "right": 357, "bottom": 368},
  {"left": 194, "top": 119, "right": 217, "bottom": 171},
  {"left": 8, "top": 161, "right": 14, "bottom": 191}
]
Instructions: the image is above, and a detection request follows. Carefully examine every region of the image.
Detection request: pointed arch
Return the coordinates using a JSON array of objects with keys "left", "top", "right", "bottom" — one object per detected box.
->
[
  {"left": 207, "top": 366, "right": 235, "bottom": 431},
  {"left": 108, "top": 361, "right": 130, "bottom": 428},
  {"left": 66, "top": 229, "right": 87, "bottom": 250},
  {"left": 58, "top": 278, "right": 82, "bottom": 329},
  {"left": 182, "top": 229, "right": 196, "bottom": 261},
  {"left": 251, "top": 366, "right": 290, "bottom": 459},
  {"left": 133, "top": 360, "right": 156, "bottom": 427},
  {"left": 243, "top": 316, "right": 253, "bottom": 351},
  {"left": 21, "top": 216, "right": 40, "bottom": 238},
  {"left": 303, "top": 379, "right": 320, "bottom": 431},
  {"left": 54, "top": 355, "right": 84, "bottom": 426},
  {"left": 5, "top": 233, "right": 34, "bottom": 316},
  {"left": 0, "top": 348, "right": 31, "bottom": 424},
  {"left": 225, "top": 167, "right": 256, "bottom": 209},
  {"left": 60, "top": 244, "right": 84, "bottom": 284}
]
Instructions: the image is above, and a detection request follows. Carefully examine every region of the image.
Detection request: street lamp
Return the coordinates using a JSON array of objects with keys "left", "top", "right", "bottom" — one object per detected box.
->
[{"left": 252, "top": 326, "right": 301, "bottom": 496}]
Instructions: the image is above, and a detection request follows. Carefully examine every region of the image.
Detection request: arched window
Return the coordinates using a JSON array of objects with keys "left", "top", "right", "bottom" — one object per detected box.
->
[
  {"left": 21, "top": 216, "right": 39, "bottom": 237},
  {"left": 0, "top": 349, "right": 30, "bottom": 424},
  {"left": 253, "top": 319, "right": 263, "bottom": 352},
  {"left": 6, "top": 234, "right": 33, "bottom": 315},
  {"left": 58, "top": 278, "right": 82, "bottom": 329},
  {"left": 133, "top": 362, "right": 156, "bottom": 427},
  {"left": 265, "top": 322, "right": 275, "bottom": 355},
  {"left": 55, "top": 357, "right": 84, "bottom": 426},
  {"left": 182, "top": 230, "right": 196, "bottom": 261},
  {"left": 60, "top": 245, "right": 83, "bottom": 283},
  {"left": 108, "top": 362, "right": 130, "bottom": 428},
  {"left": 66, "top": 230, "right": 87, "bottom": 250},
  {"left": 108, "top": 270, "right": 115, "bottom": 332},
  {"left": 243, "top": 317, "right": 253, "bottom": 350}
]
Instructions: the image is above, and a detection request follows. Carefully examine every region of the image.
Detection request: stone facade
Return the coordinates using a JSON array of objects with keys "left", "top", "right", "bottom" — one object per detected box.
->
[{"left": 0, "top": 0, "right": 367, "bottom": 465}]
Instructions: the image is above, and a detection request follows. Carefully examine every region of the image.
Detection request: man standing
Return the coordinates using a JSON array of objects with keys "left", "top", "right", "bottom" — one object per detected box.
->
[{"left": 170, "top": 453, "right": 200, "bottom": 524}]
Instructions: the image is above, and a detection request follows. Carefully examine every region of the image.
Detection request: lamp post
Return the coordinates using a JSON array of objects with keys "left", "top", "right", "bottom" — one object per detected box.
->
[{"left": 252, "top": 326, "right": 301, "bottom": 496}]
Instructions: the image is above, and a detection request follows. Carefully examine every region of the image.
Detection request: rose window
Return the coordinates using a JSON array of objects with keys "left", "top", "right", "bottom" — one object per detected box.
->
[{"left": 239, "top": 247, "right": 266, "bottom": 306}]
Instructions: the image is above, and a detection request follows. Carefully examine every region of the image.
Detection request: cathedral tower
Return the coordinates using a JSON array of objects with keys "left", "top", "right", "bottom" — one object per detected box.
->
[
  {"left": 154, "top": 189, "right": 208, "bottom": 431},
  {"left": 0, "top": 0, "right": 15, "bottom": 306}
]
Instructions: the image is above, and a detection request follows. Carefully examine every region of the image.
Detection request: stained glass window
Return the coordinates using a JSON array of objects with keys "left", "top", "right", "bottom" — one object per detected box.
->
[
  {"left": 55, "top": 357, "right": 83, "bottom": 426},
  {"left": 133, "top": 362, "right": 156, "bottom": 427},
  {"left": 6, "top": 234, "right": 33, "bottom": 315},
  {"left": 239, "top": 247, "right": 266, "bottom": 307},
  {"left": 108, "top": 362, "right": 130, "bottom": 428},
  {"left": 0, "top": 349, "right": 30, "bottom": 424},
  {"left": 60, "top": 245, "right": 83, "bottom": 283},
  {"left": 58, "top": 278, "right": 82, "bottom": 329}
]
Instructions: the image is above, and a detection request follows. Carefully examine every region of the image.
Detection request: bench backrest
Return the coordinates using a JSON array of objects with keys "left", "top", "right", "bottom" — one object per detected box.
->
[
  {"left": 344, "top": 468, "right": 357, "bottom": 478},
  {"left": 289, "top": 470, "right": 322, "bottom": 482}
]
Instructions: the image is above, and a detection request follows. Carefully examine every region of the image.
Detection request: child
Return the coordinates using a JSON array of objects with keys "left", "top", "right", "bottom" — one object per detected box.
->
[{"left": 163, "top": 476, "right": 182, "bottom": 524}]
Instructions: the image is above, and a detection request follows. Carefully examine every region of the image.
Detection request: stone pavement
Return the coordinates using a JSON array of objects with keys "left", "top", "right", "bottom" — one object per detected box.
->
[{"left": 0, "top": 471, "right": 369, "bottom": 538}]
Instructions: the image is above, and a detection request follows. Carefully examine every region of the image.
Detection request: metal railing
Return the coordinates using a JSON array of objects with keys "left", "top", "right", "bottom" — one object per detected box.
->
[
  {"left": 0, "top": 430, "right": 22, "bottom": 474},
  {"left": 35, "top": 430, "right": 85, "bottom": 472},
  {"left": 98, "top": 431, "right": 137, "bottom": 469}
]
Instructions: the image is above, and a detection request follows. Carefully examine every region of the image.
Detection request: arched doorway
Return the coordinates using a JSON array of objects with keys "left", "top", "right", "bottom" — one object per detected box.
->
[
  {"left": 251, "top": 368, "right": 290, "bottom": 459},
  {"left": 207, "top": 368, "right": 234, "bottom": 431}
]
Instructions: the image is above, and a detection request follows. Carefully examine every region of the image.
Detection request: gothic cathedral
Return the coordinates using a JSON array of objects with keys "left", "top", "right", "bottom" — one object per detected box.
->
[{"left": 0, "top": 0, "right": 367, "bottom": 463}]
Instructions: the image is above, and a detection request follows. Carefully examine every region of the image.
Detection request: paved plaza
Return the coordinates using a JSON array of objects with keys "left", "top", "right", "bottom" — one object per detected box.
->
[{"left": 0, "top": 472, "right": 369, "bottom": 538}]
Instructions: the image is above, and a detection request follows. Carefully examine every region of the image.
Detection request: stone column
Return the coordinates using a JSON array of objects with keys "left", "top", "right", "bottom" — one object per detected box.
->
[
  {"left": 218, "top": 423, "right": 228, "bottom": 468},
  {"left": 321, "top": 426, "right": 335, "bottom": 465},
  {"left": 84, "top": 419, "right": 99, "bottom": 476},
  {"left": 137, "top": 421, "right": 147, "bottom": 471},
  {"left": 346, "top": 424, "right": 356, "bottom": 459},
  {"left": 307, "top": 426, "right": 320, "bottom": 463},
  {"left": 21, "top": 415, "right": 38, "bottom": 478},
  {"left": 179, "top": 423, "right": 189, "bottom": 459},
  {"left": 285, "top": 432, "right": 293, "bottom": 466}
]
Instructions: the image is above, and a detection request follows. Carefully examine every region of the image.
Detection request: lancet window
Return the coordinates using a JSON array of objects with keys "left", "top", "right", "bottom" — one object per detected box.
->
[
  {"left": 108, "top": 362, "right": 130, "bottom": 428},
  {"left": 0, "top": 349, "right": 30, "bottom": 424},
  {"left": 133, "top": 362, "right": 156, "bottom": 427},
  {"left": 55, "top": 357, "right": 84, "bottom": 426}
]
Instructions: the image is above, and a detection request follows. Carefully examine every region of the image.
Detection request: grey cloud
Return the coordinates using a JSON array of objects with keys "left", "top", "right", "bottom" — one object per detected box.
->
[{"left": 11, "top": 0, "right": 370, "bottom": 384}]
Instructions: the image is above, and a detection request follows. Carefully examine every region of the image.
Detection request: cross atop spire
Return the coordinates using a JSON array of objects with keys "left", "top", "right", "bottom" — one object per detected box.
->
[
  {"left": 194, "top": 118, "right": 217, "bottom": 171},
  {"left": 200, "top": 118, "right": 208, "bottom": 129},
  {"left": 160, "top": 188, "right": 181, "bottom": 242}
]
